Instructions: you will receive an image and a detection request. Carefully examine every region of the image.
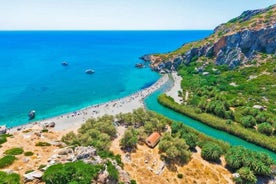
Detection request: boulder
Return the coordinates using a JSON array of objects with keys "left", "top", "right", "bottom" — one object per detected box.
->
[
  {"left": 0, "top": 126, "right": 7, "bottom": 135},
  {"left": 74, "top": 146, "right": 96, "bottom": 161},
  {"left": 24, "top": 171, "right": 43, "bottom": 181}
]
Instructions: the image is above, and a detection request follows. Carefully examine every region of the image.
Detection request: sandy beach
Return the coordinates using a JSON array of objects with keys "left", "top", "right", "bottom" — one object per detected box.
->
[
  {"left": 9, "top": 74, "right": 169, "bottom": 132},
  {"left": 165, "top": 72, "right": 182, "bottom": 104}
]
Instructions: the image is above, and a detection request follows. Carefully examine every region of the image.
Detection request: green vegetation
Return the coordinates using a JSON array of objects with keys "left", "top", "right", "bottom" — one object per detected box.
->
[
  {"left": 158, "top": 93, "right": 276, "bottom": 152},
  {"left": 258, "top": 122, "right": 273, "bottom": 136},
  {"left": 98, "top": 150, "right": 123, "bottom": 168},
  {"left": 42, "top": 161, "right": 102, "bottom": 184},
  {"left": 0, "top": 134, "right": 11, "bottom": 145},
  {"left": 25, "top": 170, "right": 34, "bottom": 174},
  {"left": 159, "top": 133, "right": 191, "bottom": 164},
  {"left": 107, "top": 161, "right": 119, "bottom": 181},
  {"left": 225, "top": 146, "right": 272, "bottom": 180},
  {"left": 201, "top": 142, "right": 223, "bottom": 162},
  {"left": 62, "top": 115, "right": 116, "bottom": 151},
  {"left": 0, "top": 155, "right": 16, "bottom": 168},
  {"left": 41, "top": 129, "right": 49, "bottom": 133},
  {"left": 177, "top": 173, "right": 183, "bottom": 179},
  {"left": 35, "top": 142, "right": 51, "bottom": 147},
  {"left": 120, "top": 127, "right": 138, "bottom": 151},
  {"left": 0, "top": 171, "right": 21, "bottom": 184},
  {"left": 235, "top": 167, "right": 257, "bottom": 184},
  {"left": 38, "top": 164, "right": 47, "bottom": 170},
  {"left": 171, "top": 121, "right": 230, "bottom": 152},
  {"left": 130, "top": 180, "right": 137, "bottom": 184},
  {"left": 24, "top": 151, "right": 34, "bottom": 156},
  {"left": 4, "top": 148, "right": 24, "bottom": 155}
]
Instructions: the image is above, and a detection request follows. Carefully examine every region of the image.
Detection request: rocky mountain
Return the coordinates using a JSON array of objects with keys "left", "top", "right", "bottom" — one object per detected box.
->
[{"left": 141, "top": 5, "right": 276, "bottom": 72}]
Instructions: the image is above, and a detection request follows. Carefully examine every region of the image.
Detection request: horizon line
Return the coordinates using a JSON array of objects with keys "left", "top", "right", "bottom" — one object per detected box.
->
[{"left": 0, "top": 29, "right": 213, "bottom": 32}]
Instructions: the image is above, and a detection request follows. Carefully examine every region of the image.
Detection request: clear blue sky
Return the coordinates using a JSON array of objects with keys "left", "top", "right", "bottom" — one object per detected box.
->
[{"left": 1, "top": 0, "right": 275, "bottom": 30}]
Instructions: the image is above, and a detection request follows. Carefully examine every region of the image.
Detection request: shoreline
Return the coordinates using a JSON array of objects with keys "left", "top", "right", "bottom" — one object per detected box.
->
[
  {"left": 8, "top": 74, "right": 169, "bottom": 133},
  {"left": 165, "top": 72, "right": 182, "bottom": 104}
]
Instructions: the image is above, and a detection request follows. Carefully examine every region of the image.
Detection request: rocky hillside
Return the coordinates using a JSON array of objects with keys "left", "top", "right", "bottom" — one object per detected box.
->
[{"left": 141, "top": 5, "right": 276, "bottom": 72}]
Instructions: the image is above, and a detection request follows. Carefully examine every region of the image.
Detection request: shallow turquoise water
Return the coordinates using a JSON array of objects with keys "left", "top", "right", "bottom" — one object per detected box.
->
[
  {"left": 0, "top": 31, "right": 211, "bottom": 127},
  {"left": 144, "top": 81, "right": 276, "bottom": 160}
]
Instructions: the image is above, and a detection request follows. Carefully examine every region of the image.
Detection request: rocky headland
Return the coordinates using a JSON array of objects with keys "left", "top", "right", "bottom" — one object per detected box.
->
[{"left": 141, "top": 5, "right": 276, "bottom": 72}]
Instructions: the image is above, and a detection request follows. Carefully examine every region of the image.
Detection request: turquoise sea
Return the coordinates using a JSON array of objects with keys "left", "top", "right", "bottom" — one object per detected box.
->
[{"left": 0, "top": 31, "right": 211, "bottom": 127}]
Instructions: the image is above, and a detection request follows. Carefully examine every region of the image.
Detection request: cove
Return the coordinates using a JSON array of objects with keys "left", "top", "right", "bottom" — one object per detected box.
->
[{"left": 144, "top": 78, "right": 276, "bottom": 161}]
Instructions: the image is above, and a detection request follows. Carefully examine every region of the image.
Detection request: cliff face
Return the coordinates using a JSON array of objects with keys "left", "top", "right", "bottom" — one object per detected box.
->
[{"left": 142, "top": 5, "right": 276, "bottom": 72}]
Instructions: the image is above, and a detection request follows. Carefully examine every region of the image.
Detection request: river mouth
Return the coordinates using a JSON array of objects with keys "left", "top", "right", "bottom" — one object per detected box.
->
[{"left": 144, "top": 77, "right": 276, "bottom": 161}]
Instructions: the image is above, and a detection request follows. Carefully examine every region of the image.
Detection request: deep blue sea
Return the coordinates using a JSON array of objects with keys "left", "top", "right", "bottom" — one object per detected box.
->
[{"left": 0, "top": 31, "right": 211, "bottom": 127}]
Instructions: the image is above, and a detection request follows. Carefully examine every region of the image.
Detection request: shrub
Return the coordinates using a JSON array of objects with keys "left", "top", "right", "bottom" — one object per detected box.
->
[
  {"left": 41, "top": 129, "right": 48, "bottom": 133},
  {"left": 0, "top": 171, "right": 20, "bottom": 184},
  {"left": 24, "top": 151, "right": 34, "bottom": 156},
  {"left": 159, "top": 133, "right": 191, "bottom": 164},
  {"left": 98, "top": 151, "right": 123, "bottom": 168},
  {"left": 0, "top": 134, "right": 8, "bottom": 145},
  {"left": 35, "top": 142, "right": 51, "bottom": 146},
  {"left": 43, "top": 161, "right": 103, "bottom": 184},
  {"left": 201, "top": 142, "right": 223, "bottom": 162},
  {"left": 4, "top": 148, "right": 24, "bottom": 155},
  {"left": 177, "top": 173, "right": 183, "bottom": 179},
  {"left": 107, "top": 161, "right": 119, "bottom": 181},
  {"left": 182, "top": 133, "right": 198, "bottom": 149},
  {"left": 235, "top": 167, "right": 257, "bottom": 184},
  {"left": 120, "top": 128, "right": 138, "bottom": 151},
  {"left": 130, "top": 180, "right": 137, "bottom": 184},
  {"left": 240, "top": 116, "right": 256, "bottom": 128},
  {"left": 258, "top": 122, "right": 273, "bottom": 136},
  {"left": 25, "top": 170, "right": 34, "bottom": 174},
  {"left": 0, "top": 155, "right": 16, "bottom": 168}
]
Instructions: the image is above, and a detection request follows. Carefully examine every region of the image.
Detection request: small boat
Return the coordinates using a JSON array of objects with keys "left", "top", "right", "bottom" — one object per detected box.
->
[
  {"left": 85, "top": 69, "right": 95, "bottom": 74},
  {"left": 28, "top": 110, "right": 36, "bottom": 120},
  {"left": 135, "top": 63, "right": 145, "bottom": 68},
  {"left": 61, "top": 61, "right": 69, "bottom": 66}
]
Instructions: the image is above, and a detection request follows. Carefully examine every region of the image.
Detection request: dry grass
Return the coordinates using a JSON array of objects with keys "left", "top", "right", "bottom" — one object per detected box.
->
[{"left": 110, "top": 127, "right": 233, "bottom": 184}]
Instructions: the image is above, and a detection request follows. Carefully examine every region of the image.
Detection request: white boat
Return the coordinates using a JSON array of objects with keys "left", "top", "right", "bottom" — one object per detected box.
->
[{"left": 85, "top": 69, "right": 95, "bottom": 74}]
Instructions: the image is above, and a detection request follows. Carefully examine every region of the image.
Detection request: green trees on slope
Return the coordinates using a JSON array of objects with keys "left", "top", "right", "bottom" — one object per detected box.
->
[
  {"left": 159, "top": 133, "right": 191, "bottom": 164},
  {"left": 42, "top": 161, "right": 102, "bottom": 184}
]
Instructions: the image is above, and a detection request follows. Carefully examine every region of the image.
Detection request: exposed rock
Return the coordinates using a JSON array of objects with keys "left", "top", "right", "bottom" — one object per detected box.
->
[
  {"left": 139, "top": 54, "right": 153, "bottom": 62},
  {"left": 97, "top": 170, "right": 109, "bottom": 184},
  {"left": 24, "top": 171, "right": 43, "bottom": 182},
  {"left": 0, "top": 125, "right": 7, "bottom": 135},
  {"left": 202, "top": 72, "right": 209, "bottom": 76},
  {"left": 74, "top": 146, "right": 97, "bottom": 161},
  {"left": 43, "top": 121, "right": 55, "bottom": 128},
  {"left": 57, "top": 147, "right": 74, "bottom": 155},
  {"left": 142, "top": 5, "right": 276, "bottom": 71},
  {"left": 253, "top": 105, "right": 266, "bottom": 111},
  {"left": 50, "top": 141, "right": 66, "bottom": 147}
]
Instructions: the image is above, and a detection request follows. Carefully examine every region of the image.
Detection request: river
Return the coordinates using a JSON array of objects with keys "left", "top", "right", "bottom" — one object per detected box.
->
[{"left": 144, "top": 78, "right": 276, "bottom": 161}]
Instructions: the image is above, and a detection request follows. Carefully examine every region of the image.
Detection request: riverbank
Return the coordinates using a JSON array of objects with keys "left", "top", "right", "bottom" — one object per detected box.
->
[
  {"left": 157, "top": 94, "right": 276, "bottom": 153},
  {"left": 8, "top": 75, "right": 169, "bottom": 133}
]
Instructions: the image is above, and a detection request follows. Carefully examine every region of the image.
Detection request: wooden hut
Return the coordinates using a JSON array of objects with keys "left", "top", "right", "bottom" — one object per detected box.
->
[{"left": 146, "top": 132, "right": 161, "bottom": 148}]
